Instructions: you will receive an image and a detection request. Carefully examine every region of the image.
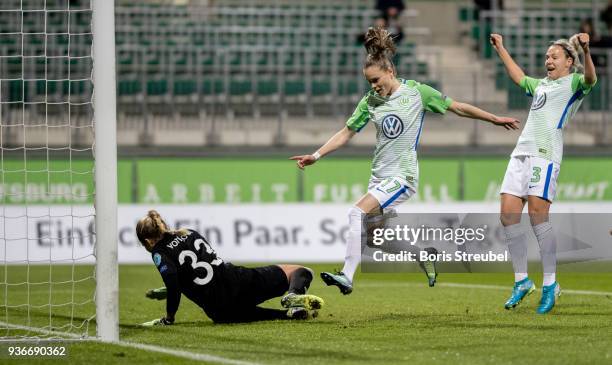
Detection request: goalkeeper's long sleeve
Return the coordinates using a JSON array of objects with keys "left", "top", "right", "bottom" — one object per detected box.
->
[{"left": 157, "top": 254, "right": 181, "bottom": 318}]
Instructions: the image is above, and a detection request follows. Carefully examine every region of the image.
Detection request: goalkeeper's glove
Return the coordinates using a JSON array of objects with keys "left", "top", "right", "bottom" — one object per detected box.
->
[{"left": 141, "top": 316, "right": 174, "bottom": 326}]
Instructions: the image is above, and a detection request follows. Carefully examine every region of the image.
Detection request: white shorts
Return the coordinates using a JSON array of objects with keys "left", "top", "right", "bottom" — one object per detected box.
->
[
  {"left": 368, "top": 176, "right": 416, "bottom": 212},
  {"left": 500, "top": 155, "right": 560, "bottom": 202}
]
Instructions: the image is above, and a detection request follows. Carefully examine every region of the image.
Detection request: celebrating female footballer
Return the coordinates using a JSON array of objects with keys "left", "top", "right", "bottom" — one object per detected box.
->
[
  {"left": 491, "top": 32, "right": 596, "bottom": 314},
  {"left": 290, "top": 27, "right": 520, "bottom": 295}
]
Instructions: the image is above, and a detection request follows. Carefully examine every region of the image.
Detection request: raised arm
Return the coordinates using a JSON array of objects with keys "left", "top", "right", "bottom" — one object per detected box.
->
[
  {"left": 448, "top": 100, "right": 520, "bottom": 130},
  {"left": 289, "top": 126, "right": 356, "bottom": 169},
  {"left": 490, "top": 33, "right": 525, "bottom": 86},
  {"left": 577, "top": 33, "right": 597, "bottom": 85}
]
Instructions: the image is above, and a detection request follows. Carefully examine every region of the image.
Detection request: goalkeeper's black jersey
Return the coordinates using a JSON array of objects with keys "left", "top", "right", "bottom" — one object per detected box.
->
[{"left": 150, "top": 230, "right": 225, "bottom": 316}]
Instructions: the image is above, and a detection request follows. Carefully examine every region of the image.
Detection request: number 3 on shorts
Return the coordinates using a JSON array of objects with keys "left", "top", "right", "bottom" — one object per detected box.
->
[{"left": 531, "top": 167, "right": 541, "bottom": 183}]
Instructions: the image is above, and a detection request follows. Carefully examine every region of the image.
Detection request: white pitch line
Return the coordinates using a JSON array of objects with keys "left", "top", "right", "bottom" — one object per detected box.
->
[
  {"left": 0, "top": 321, "right": 261, "bottom": 365},
  {"left": 358, "top": 281, "right": 612, "bottom": 296},
  {"left": 115, "top": 341, "right": 261, "bottom": 365}
]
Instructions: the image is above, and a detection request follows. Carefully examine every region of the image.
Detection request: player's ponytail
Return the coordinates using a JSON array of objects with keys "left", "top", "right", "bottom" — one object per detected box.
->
[
  {"left": 552, "top": 37, "right": 584, "bottom": 74},
  {"left": 148, "top": 210, "right": 167, "bottom": 235},
  {"left": 568, "top": 35, "right": 585, "bottom": 74},
  {"left": 136, "top": 210, "right": 188, "bottom": 248},
  {"left": 364, "top": 27, "right": 396, "bottom": 73}
]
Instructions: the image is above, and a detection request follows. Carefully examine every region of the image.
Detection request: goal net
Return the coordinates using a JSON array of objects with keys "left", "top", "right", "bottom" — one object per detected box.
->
[{"left": 0, "top": 0, "right": 118, "bottom": 341}]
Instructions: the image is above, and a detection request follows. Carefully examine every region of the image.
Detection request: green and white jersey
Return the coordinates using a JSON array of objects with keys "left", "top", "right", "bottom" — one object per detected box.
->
[
  {"left": 346, "top": 79, "right": 453, "bottom": 185},
  {"left": 512, "top": 73, "right": 595, "bottom": 164}
]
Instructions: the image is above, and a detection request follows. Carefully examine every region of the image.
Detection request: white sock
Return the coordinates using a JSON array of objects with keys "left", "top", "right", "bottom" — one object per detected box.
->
[
  {"left": 533, "top": 222, "right": 556, "bottom": 286},
  {"left": 542, "top": 273, "right": 556, "bottom": 287},
  {"left": 341, "top": 206, "right": 365, "bottom": 283},
  {"left": 504, "top": 223, "right": 528, "bottom": 283}
]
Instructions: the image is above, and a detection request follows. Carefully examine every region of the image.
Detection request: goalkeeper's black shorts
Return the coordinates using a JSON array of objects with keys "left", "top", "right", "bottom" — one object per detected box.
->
[{"left": 201, "top": 263, "right": 289, "bottom": 322}]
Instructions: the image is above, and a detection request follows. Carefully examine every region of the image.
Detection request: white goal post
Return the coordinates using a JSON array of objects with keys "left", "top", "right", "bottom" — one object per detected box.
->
[
  {"left": 0, "top": 0, "right": 118, "bottom": 342},
  {"left": 92, "top": 0, "right": 118, "bottom": 342}
]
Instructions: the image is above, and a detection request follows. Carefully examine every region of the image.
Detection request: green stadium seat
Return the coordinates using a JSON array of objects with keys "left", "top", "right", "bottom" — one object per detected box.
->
[
  {"left": 191, "top": 32, "right": 205, "bottom": 47},
  {"left": 62, "top": 80, "right": 88, "bottom": 96},
  {"left": 311, "top": 79, "right": 331, "bottom": 96},
  {"left": 118, "top": 79, "right": 142, "bottom": 96},
  {"left": 338, "top": 79, "right": 359, "bottom": 96},
  {"left": 47, "top": 80, "right": 63, "bottom": 96},
  {"left": 199, "top": 52, "right": 215, "bottom": 67},
  {"left": 76, "top": 11, "right": 91, "bottom": 27},
  {"left": 459, "top": 6, "right": 475, "bottom": 22},
  {"left": 8, "top": 80, "right": 23, "bottom": 102},
  {"left": 147, "top": 79, "right": 168, "bottom": 96},
  {"left": 202, "top": 79, "right": 224, "bottom": 95},
  {"left": 230, "top": 78, "right": 252, "bottom": 95},
  {"left": 229, "top": 52, "right": 243, "bottom": 67},
  {"left": 117, "top": 50, "right": 134, "bottom": 68},
  {"left": 173, "top": 79, "right": 197, "bottom": 96},
  {"left": 35, "top": 80, "right": 62, "bottom": 97},
  {"left": 256, "top": 79, "right": 278, "bottom": 96},
  {"left": 284, "top": 80, "right": 305, "bottom": 96}
]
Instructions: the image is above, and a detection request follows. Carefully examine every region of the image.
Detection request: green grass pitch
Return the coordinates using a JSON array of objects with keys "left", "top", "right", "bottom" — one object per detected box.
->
[{"left": 1, "top": 264, "right": 611, "bottom": 364}]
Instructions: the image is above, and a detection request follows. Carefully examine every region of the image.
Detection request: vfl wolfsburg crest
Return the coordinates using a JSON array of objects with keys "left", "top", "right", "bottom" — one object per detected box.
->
[
  {"left": 381, "top": 114, "right": 404, "bottom": 139},
  {"left": 531, "top": 90, "right": 547, "bottom": 110}
]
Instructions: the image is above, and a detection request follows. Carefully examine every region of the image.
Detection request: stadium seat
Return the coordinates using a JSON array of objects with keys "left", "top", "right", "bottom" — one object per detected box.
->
[
  {"left": 311, "top": 79, "right": 331, "bottom": 97},
  {"left": 173, "top": 80, "right": 197, "bottom": 96},
  {"left": 147, "top": 79, "right": 168, "bottom": 96},
  {"left": 118, "top": 78, "right": 142, "bottom": 97},
  {"left": 230, "top": 78, "right": 253, "bottom": 96},
  {"left": 256, "top": 79, "right": 279, "bottom": 96},
  {"left": 284, "top": 79, "right": 306, "bottom": 97},
  {"left": 202, "top": 79, "right": 225, "bottom": 95}
]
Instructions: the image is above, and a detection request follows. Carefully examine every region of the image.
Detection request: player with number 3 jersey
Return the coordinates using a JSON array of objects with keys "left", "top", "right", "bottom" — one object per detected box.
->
[{"left": 491, "top": 32, "right": 596, "bottom": 314}]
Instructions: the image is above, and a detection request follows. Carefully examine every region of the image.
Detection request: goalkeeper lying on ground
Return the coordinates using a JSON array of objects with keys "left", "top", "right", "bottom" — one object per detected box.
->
[{"left": 137, "top": 210, "right": 324, "bottom": 325}]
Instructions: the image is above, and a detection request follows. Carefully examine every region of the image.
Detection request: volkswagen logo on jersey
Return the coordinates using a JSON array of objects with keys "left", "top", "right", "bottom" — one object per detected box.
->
[
  {"left": 531, "top": 90, "right": 547, "bottom": 110},
  {"left": 381, "top": 114, "right": 404, "bottom": 139}
]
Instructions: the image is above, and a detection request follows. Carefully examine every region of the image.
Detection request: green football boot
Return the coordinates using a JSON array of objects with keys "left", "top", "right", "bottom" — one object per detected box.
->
[
  {"left": 281, "top": 293, "right": 324, "bottom": 310},
  {"left": 145, "top": 286, "right": 167, "bottom": 300},
  {"left": 286, "top": 307, "right": 318, "bottom": 320}
]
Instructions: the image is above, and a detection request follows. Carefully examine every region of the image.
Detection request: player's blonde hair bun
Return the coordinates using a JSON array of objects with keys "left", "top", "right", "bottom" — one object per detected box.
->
[
  {"left": 552, "top": 36, "right": 585, "bottom": 74},
  {"left": 136, "top": 210, "right": 188, "bottom": 247},
  {"left": 364, "top": 27, "right": 396, "bottom": 72}
]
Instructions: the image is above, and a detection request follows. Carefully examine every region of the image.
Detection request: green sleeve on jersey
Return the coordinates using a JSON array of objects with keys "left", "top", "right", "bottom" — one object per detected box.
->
[
  {"left": 571, "top": 73, "right": 596, "bottom": 95},
  {"left": 415, "top": 83, "right": 453, "bottom": 114},
  {"left": 346, "top": 95, "right": 370, "bottom": 132},
  {"left": 519, "top": 76, "right": 541, "bottom": 97}
]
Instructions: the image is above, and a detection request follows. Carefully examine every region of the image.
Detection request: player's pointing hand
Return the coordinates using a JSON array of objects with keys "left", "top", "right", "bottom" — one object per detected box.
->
[{"left": 289, "top": 155, "right": 317, "bottom": 170}]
